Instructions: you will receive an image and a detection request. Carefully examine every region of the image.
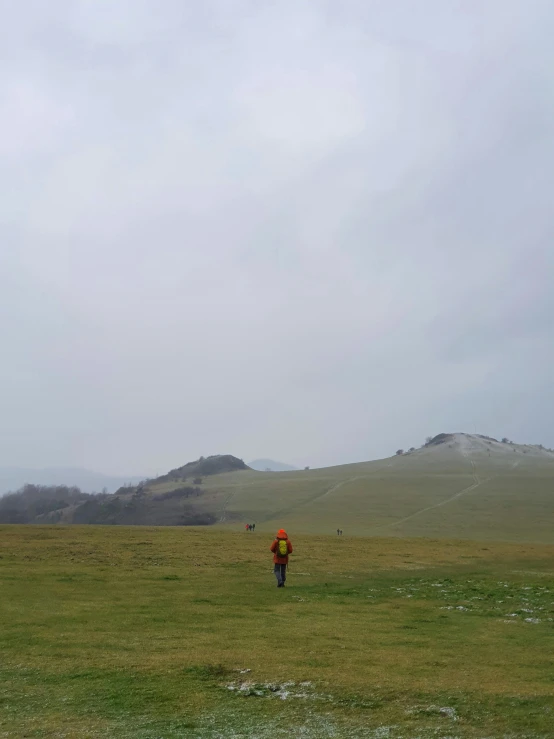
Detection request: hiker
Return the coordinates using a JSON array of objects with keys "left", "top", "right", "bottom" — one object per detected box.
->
[
  {"left": 337, "top": 528, "right": 340, "bottom": 536},
  {"left": 270, "top": 529, "right": 293, "bottom": 588},
  {"left": 245, "top": 523, "right": 250, "bottom": 532},
  {"left": 252, "top": 523, "right": 255, "bottom": 532}
]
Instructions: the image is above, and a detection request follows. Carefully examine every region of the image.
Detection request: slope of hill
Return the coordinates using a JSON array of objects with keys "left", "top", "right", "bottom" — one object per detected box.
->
[
  {"left": 9, "top": 437, "right": 554, "bottom": 543},
  {"left": 0, "top": 467, "right": 143, "bottom": 495},
  {"left": 0, "top": 484, "right": 101, "bottom": 524},
  {"left": 196, "top": 433, "right": 554, "bottom": 544},
  {"left": 152, "top": 454, "right": 248, "bottom": 486},
  {"left": 41, "top": 455, "right": 251, "bottom": 526},
  {"left": 248, "top": 459, "right": 298, "bottom": 472}
]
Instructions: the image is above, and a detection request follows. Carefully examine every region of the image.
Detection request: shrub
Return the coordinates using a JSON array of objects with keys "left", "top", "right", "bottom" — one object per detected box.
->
[
  {"left": 154, "top": 486, "right": 201, "bottom": 501},
  {"left": 179, "top": 511, "right": 217, "bottom": 526},
  {"left": 0, "top": 484, "right": 97, "bottom": 524}
]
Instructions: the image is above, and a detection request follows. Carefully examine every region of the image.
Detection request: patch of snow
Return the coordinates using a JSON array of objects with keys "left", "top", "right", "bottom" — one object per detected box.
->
[
  {"left": 224, "top": 680, "right": 323, "bottom": 702},
  {"left": 438, "top": 706, "right": 459, "bottom": 720}
]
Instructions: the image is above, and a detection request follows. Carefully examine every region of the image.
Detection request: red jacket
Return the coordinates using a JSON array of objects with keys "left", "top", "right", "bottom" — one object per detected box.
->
[{"left": 270, "top": 537, "right": 293, "bottom": 564}]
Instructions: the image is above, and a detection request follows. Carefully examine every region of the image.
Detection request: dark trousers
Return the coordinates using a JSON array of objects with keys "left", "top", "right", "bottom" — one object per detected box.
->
[{"left": 274, "top": 563, "right": 287, "bottom": 586}]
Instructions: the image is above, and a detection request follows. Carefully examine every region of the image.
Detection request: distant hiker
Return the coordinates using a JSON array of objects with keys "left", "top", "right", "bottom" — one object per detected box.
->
[
  {"left": 252, "top": 523, "right": 255, "bottom": 531},
  {"left": 270, "top": 529, "right": 293, "bottom": 588},
  {"left": 245, "top": 524, "right": 250, "bottom": 532},
  {"left": 337, "top": 528, "right": 340, "bottom": 536}
]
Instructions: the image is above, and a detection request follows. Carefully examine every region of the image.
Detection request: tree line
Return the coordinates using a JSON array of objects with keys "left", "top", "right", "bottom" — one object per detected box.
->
[{"left": 0, "top": 484, "right": 104, "bottom": 524}]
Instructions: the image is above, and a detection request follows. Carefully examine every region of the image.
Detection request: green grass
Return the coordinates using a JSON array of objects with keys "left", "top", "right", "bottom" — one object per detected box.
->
[
  {"left": 1, "top": 526, "right": 554, "bottom": 737},
  {"left": 185, "top": 438, "right": 554, "bottom": 543}
]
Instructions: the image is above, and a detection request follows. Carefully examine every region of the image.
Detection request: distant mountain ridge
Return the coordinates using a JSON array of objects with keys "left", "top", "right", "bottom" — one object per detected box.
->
[
  {"left": 248, "top": 459, "right": 298, "bottom": 472},
  {"left": 0, "top": 467, "right": 144, "bottom": 496}
]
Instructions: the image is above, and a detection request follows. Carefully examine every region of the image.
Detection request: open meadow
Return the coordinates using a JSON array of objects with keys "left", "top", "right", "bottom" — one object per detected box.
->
[
  {"left": 1, "top": 525, "right": 554, "bottom": 738},
  {"left": 152, "top": 435, "right": 554, "bottom": 544}
]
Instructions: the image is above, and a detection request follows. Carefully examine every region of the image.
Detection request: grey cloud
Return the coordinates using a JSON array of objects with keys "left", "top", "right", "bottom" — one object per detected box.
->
[{"left": 1, "top": 0, "right": 553, "bottom": 475}]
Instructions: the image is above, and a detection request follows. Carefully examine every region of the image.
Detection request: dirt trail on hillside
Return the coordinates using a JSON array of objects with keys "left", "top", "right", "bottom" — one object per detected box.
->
[
  {"left": 259, "top": 475, "right": 368, "bottom": 524},
  {"left": 374, "top": 446, "right": 491, "bottom": 531},
  {"left": 219, "top": 492, "right": 234, "bottom": 522},
  {"left": 296, "top": 461, "right": 394, "bottom": 510},
  {"left": 260, "top": 463, "right": 393, "bottom": 524},
  {"left": 318, "top": 476, "right": 367, "bottom": 500},
  {"left": 375, "top": 476, "right": 486, "bottom": 531}
]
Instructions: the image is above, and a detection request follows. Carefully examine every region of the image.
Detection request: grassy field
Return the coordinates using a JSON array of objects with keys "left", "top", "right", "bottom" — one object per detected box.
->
[
  {"left": 1, "top": 525, "right": 554, "bottom": 737},
  {"left": 187, "top": 435, "right": 554, "bottom": 544}
]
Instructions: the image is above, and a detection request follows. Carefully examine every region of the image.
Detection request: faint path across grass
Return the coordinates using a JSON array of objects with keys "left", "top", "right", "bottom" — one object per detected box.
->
[
  {"left": 218, "top": 491, "right": 234, "bottom": 522},
  {"left": 260, "top": 461, "right": 394, "bottom": 525},
  {"left": 373, "top": 461, "right": 497, "bottom": 531}
]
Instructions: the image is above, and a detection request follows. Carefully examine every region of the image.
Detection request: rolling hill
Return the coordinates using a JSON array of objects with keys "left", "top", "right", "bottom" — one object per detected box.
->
[
  {"left": 248, "top": 459, "right": 298, "bottom": 472},
  {"left": 0, "top": 467, "right": 143, "bottom": 495},
  {"left": 232, "top": 433, "right": 554, "bottom": 543},
  {"left": 10, "top": 435, "right": 554, "bottom": 543},
  {"left": 170, "top": 433, "right": 554, "bottom": 544}
]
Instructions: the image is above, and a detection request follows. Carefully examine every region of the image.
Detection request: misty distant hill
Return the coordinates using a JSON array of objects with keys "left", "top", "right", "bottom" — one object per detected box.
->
[
  {"left": 3, "top": 455, "right": 251, "bottom": 526},
  {"left": 0, "top": 467, "right": 144, "bottom": 496},
  {"left": 248, "top": 459, "right": 298, "bottom": 472},
  {"left": 5, "top": 438, "right": 554, "bottom": 543}
]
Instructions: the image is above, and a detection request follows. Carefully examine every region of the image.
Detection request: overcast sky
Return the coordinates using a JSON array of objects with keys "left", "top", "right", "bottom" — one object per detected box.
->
[{"left": 1, "top": 0, "right": 553, "bottom": 475}]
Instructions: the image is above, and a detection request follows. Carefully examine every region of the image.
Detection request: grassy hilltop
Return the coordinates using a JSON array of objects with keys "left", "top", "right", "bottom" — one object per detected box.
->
[
  {"left": 232, "top": 433, "right": 554, "bottom": 543},
  {"left": 1, "top": 526, "right": 554, "bottom": 738},
  {"left": 172, "top": 433, "right": 554, "bottom": 544},
  {"left": 6, "top": 433, "right": 554, "bottom": 544}
]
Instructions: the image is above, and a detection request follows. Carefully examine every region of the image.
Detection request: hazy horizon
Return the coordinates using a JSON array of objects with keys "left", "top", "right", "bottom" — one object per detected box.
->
[{"left": 2, "top": 1, "right": 553, "bottom": 476}]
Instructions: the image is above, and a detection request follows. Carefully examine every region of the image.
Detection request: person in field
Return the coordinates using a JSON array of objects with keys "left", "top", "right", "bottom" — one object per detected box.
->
[{"left": 270, "top": 529, "right": 293, "bottom": 587}]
